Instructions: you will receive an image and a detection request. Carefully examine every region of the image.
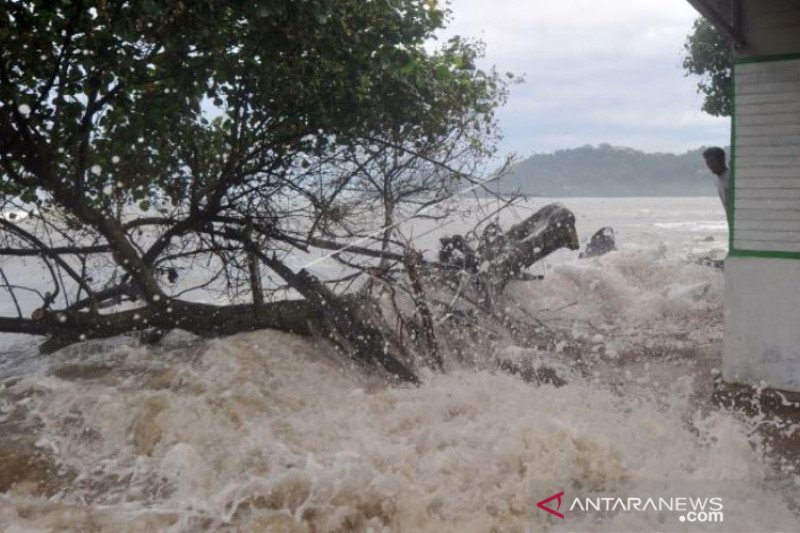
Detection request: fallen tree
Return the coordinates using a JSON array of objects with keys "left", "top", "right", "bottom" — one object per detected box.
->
[
  {"left": 1, "top": 1, "right": 581, "bottom": 384},
  {"left": 0, "top": 202, "right": 579, "bottom": 381}
]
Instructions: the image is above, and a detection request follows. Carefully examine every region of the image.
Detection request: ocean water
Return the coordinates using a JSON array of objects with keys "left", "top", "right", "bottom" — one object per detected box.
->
[{"left": 1, "top": 197, "right": 798, "bottom": 531}]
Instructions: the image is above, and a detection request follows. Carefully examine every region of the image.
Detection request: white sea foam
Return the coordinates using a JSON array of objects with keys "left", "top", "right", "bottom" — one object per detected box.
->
[
  {"left": 0, "top": 329, "right": 797, "bottom": 531},
  {"left": 1, "top": 198, "right": 797, "bottom": 531}
]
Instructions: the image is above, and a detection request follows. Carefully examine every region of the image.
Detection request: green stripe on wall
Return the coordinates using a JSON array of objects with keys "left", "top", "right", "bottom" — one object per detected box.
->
[
  {"left": 734, "top": 52, "right": 800, "bottom": 65},
  {"left": 729, "top": 249, "right": 800, "bottom": 260}
]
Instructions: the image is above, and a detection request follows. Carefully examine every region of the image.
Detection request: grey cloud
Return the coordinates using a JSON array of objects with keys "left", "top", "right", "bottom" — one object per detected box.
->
[{"left": 441, "top": 0, "right": 730, "bottom": 155}]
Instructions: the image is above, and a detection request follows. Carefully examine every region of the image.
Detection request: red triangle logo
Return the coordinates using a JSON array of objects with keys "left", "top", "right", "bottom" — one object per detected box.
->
[{"left": 537, "top": 490, "right": 565, "bottom": 519}]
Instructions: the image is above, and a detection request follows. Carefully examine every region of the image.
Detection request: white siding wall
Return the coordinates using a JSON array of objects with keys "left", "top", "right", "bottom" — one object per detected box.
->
[
  {"left": 733, "top": 58, "right": 800, "bottom": 253},
  {"left": 724, "top": 1, "right": 800, "bottom": 393}
]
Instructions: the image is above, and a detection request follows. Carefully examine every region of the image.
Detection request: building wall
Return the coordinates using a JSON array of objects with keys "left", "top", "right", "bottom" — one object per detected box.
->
[
  {"left": 724, "top": 257, "right": 800, "bottom": 391},
  {"left": 733, "top": 58, "right": 800, "bottom": 253},
  {"left": 725, "top": 0, "right": 800, "bottom": 392}
]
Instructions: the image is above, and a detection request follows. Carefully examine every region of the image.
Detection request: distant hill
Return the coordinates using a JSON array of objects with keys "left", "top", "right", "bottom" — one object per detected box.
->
[{"left": 493, "top": 144, "right": 722, "bottom": 197}]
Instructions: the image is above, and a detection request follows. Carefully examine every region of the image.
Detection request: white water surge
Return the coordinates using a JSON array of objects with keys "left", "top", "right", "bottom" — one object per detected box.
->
[
  {"left": 1, "top": 198, "right": 798, "bottom": 531},
  {"left": 1, "top": 329, "right": 798, "bottom": 531}
]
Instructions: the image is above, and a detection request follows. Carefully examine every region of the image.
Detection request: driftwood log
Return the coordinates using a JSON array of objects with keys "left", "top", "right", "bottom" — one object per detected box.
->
[
  {"left": 481, "top": 203, "right": 579, "bottom": 290},
  {"left": 439, "top": 203, "right": 579, "bottom": 291}
]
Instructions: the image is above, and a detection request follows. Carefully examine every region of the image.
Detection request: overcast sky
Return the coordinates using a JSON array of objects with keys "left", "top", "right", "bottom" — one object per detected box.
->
[{"left": 439, "top": 0, "right": 730, "bottom": 157}]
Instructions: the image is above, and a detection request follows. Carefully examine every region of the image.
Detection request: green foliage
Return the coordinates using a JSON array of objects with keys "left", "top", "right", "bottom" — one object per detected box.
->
[
  {"left": 0, "top": 0, "right": 506, "bottom": 214},
  {"left": 682, "top": 17, "right": 732, "bottom": 117}
]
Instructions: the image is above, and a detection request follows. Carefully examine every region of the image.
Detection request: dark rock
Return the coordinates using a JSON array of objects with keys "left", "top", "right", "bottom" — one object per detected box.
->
[
  {"left": 580, "top": 226, "right": 616, "bottom": 258},
  {"left": 495, "top": 348, "right": 571, "bottom": 387},
  {"left": 695, "top": 256, "right": 725, "bottom": 270},
  {"left": 499, "top": 360, "right": 568, "bottom": 387}
]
